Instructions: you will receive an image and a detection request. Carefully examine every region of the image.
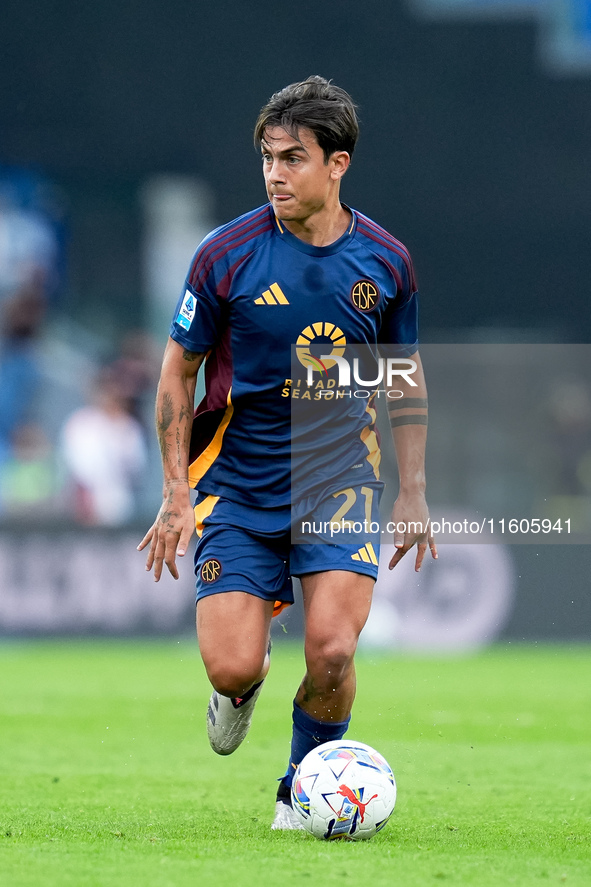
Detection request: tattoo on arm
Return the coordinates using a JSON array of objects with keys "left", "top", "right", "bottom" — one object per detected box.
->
[
  {"left": 176, "top": 404, "right": 192, "bottom": 466},
  {"left": 182, "top": 349, "right": 201, "bottom": 362},
  {"left": 390, "top": 414, "right": 428, "bottom": 428},
  {"left": 389, "top": 396, "right": 428, "bottom": 427},
  {"left": 176, "top": 425, "right": 182, "bottom": 467},
  {"left": 157, "top": 392, "right": 174, "bottom": 462},
  {"left": 388, "top": 397, "right": 428, "bottom": 412}
]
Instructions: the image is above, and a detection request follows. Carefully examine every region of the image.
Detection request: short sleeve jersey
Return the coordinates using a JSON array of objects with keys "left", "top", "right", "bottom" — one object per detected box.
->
[{"left": 170, "top": 204, "right": 419, "bottom": 507}]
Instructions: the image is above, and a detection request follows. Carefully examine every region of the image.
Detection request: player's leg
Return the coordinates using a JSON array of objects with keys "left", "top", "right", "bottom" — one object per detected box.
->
[
  {"left": 272, "top": 569, "right": 374, "bottom": 828},
  {"left": 282, "top": 570, "right": 374, "bottom": 785},
  {"left": 299, "top": 569, "right": 372, "bottom": 716},
  {"left": 198, "top": 591, "right": 274, "bottom": 756},
  {"left": 197, "top": 591, "right": 273, "bottom": 699},
  {"left": 193, "top": 502, "right": 293, "bottom": 755},
  {"left": 272, "top": 482, "right": 380, "bottom": 828}
]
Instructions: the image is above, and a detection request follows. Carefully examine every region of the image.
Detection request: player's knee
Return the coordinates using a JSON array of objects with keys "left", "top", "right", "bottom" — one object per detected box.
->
[
  {"left": 306, "top": 636, "right": 357, "bottom": 686},
  {"left": 206, "top": 656, "right": 264, "bottom": 699}
]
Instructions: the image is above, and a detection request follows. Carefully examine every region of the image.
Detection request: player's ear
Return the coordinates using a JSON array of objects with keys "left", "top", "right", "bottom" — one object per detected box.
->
[{"left": 330, "top": 151, "right": 351, "bottom": 180}]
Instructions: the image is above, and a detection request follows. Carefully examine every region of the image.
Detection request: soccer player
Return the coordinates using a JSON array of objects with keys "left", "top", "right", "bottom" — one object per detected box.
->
[{"left": 139, "top": 76, "right": 436, "bottom": 829}]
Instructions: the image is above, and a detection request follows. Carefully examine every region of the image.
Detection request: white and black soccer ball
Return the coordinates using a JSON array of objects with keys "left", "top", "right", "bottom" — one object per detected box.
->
[{"left": 290, "top": 740, "right": 396, "bottom": 840}]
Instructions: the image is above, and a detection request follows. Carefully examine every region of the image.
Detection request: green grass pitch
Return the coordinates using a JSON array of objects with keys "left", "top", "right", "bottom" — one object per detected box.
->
[{"left": 1, "top": 641, "right": 590, "bottom": 886}]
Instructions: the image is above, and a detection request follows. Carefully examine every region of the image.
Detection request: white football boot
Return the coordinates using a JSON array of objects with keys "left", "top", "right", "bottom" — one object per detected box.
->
[
  {"left": 206, "top": 681, "right": 265, "bottom": 755},
  {"left": 206, "top": 644, "right": 270, "bottom": 755},
  {"left": 271, "top": 799, "right": 306, "bottom": 831},
  {"left": 270, "top": 780, "right": 306, "bottom": 831}
]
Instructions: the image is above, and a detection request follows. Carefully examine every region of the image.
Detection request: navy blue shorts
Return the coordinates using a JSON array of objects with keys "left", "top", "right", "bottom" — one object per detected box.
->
[{"left": 193, "top": 483, "right": 382, "bottom": 607}]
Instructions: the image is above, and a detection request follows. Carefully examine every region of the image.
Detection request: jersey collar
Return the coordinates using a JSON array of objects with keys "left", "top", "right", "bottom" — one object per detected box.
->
[{"left": 272, "top": 204, "right": 357, "bottom": 256}]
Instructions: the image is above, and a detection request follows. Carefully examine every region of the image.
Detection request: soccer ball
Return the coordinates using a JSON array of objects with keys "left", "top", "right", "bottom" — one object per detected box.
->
[{"left": 291, "top": 740, "right": 396, "bottom": 840}]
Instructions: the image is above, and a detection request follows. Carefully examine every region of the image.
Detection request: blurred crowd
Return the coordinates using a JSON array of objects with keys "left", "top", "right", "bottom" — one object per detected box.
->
[{"left": 0, "top": 166, "right": 160, "bottom": 525}]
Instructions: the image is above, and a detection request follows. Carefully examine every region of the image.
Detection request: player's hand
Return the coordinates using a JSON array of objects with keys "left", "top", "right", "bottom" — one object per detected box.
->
[
  {"left": 137, "top": 481, "right": 195, "bottom": 581},
  {"left": 388, "top": 490, "right": 437, "bottom": 572}
]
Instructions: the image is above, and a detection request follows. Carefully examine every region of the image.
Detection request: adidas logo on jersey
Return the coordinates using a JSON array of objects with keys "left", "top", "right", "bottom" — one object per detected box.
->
[
  {"left": 351, "top": 543, "right": 379, "bottom": 566},
  {"left": 254, "top": 282, "right": 289, "bottom": 305}
]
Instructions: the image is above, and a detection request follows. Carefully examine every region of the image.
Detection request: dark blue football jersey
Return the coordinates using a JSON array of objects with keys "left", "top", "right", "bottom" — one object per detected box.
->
[{"left": 169, "top": 204, "right": 419, "bottom": 507}]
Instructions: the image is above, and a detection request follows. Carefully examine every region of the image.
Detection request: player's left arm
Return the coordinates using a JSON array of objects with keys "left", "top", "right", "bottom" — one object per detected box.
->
[{"left": 386, "top": 350, "right": 437, "bottom": 571}]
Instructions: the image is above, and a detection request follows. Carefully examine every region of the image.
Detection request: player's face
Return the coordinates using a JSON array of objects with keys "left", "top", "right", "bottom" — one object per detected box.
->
[{"left": 261, "top": 126, "right": 349, "bottom": 223}]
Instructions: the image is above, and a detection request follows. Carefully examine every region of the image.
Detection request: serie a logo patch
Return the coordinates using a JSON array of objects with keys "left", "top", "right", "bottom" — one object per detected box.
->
[
  {"left": 351, "top": 279, "right": 379, "bottom": 312},
  {"left": 176, "top": 289, "right": 197, "bottom": 331},
  {"left": 200, "top": 558, "right": 222, "bottom": 583}
]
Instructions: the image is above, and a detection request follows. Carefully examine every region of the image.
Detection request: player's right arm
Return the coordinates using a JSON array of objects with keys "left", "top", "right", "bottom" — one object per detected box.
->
[{"left": 138, "top": 338, "right": 205, "bottom": 581}]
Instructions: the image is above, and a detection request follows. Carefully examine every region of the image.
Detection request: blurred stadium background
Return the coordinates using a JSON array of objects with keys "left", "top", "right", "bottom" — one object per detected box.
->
[{"left": 1, "top": 0, "right": 591, "bottom": 647}]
